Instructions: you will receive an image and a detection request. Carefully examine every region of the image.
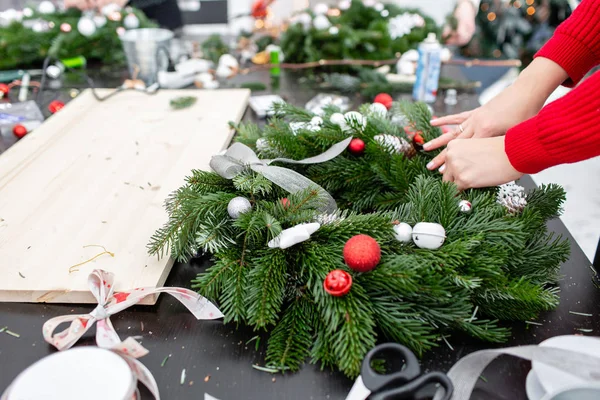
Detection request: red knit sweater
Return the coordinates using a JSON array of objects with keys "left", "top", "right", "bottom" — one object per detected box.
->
[{"left": 505, "top": 0, "right": 600, "bottom": 174}]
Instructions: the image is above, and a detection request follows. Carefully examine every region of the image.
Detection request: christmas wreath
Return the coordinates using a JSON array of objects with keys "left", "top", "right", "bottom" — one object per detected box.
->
[
  {"left": 148, "top": 100, "right": 569, "bottom": 378},
  {"left": 280, "top": 0, "right": 438, "bottom": 66},
  {"left": 0, "top": 5, "right": 156, "bottom": 69}
]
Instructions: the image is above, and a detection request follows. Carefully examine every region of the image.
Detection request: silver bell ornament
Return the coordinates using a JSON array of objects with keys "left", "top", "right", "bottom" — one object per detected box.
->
[
  {"left": 227, "top": 197, "right": 252, "bottom": 219},
  {"left": 458, "top": 200, "right": 472, "bottom": 213},
  {"left": 393, "top": 222, "right": 413, "bottom": 243},
  {"left": 412, "top": 222, "right": 446, "bottom": 250}
]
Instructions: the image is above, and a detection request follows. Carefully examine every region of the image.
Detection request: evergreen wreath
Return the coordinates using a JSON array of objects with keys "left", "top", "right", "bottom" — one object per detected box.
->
[
  {"left": 0, "top": 8, "right": 156, "bottom": 69},
  {"left": 280, "top": 0, "right": 438, "bottom": 66},
  {"left": 148, "top": 100, "right": 569, "bottom": 378}
]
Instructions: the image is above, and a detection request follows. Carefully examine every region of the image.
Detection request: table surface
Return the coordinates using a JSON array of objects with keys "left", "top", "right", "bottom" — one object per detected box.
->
[{"left": 0, "top": 67, "right": 598, "bottom": 400}]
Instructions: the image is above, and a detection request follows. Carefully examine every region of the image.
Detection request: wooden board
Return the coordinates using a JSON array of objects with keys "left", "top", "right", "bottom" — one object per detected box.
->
[{"left": 0, "top": 88, "right": 250, "bottom": 304}]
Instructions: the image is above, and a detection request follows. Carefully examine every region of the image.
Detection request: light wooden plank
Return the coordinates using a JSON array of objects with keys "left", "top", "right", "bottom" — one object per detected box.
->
[{"left": 0, "top": 88, "right": 250, "bottom": 304}]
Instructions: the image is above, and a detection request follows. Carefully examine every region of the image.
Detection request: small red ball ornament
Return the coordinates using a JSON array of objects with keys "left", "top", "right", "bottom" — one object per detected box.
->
[
  {"left": 374, "top": 93, "right": 393, "bottom": 110},
  {"left": 343, "top": 234, "right": 381, "bottom": 273},
  {"left": 12, "top": 124, "right": 28, "bottom": 139},
  {"left": 324, "top": 269, "right": 353, "bottom": 297},
  {"left": 348, "top": 138, "right": 366, "bottom": 155},
  {"left": 0, "top": 83, "right": 9, "bottom": 98},
  {"left": 48, "top": 100, "right": 65, "bottom": 114}
]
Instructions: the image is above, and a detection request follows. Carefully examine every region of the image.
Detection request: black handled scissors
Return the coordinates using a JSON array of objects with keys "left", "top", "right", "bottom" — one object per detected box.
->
[{"left": 344, "top": 343, "right": 453, "bottom": 400}]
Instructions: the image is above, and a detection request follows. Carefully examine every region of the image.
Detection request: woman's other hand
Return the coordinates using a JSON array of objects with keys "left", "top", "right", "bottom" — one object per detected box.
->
[{"left": 441, "top": 136, "right": 523, "bottom": 190}]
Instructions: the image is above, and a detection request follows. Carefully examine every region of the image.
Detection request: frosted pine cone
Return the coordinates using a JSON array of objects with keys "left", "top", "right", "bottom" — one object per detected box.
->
[
  {"left": 374, "top": 134, "right": 416, "bottom": 158},
  {"left": 497, "top": 182, "right": 527, "bottom": 213}
]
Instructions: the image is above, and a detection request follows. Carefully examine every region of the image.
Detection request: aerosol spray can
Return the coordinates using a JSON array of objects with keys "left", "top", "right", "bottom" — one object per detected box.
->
[{"left": 413, "top": 33, "right": 442, "bottom": 103}]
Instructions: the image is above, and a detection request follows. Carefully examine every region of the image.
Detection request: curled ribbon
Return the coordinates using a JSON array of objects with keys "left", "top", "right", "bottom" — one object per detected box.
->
[
  {"left": 42, "top": 269, "right": 224, "bottom": 399},
  {"left": 210, "top": 138, "right": 353, "bottom": 213}
]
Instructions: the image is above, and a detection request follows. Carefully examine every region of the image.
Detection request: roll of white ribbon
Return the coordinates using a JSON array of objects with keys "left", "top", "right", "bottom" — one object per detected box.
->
[{"left": 2, "top": 347, "right": 136, "bottom": 400}]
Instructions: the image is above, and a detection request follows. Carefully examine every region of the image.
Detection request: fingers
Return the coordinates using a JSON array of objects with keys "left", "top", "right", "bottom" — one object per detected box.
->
[
  {"left": 427, "top": 149, "right": 448, "bottom": 171},
  {"left": 430, "top": 111, "right": 473, "bottom": 127},
  {"left": 423, "top": 128, "right": 460, "bottom": 151},
  {"left": 426, "top": 124, "right": 474, "bottom": 170}
]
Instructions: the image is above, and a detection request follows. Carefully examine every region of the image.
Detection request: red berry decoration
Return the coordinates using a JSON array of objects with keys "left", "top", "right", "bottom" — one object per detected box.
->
[
  {"left": 0, "top": 83, "right": 9, "bottom": 98},
  {"left": 348, "top": 138, "right": 366, "bottom": 155},
  {"left": 324, "top": 269, "right": 353, "bottom": 297},
  {"left": 374, "top": 93, "right": 393, "bottom": 110},
  {"left": 12, "top": 124, "right": 28, "bottom": 139},
  {"left": 48, "top": 100, "right": 65, "bottom": 114},
  {"left": 343, "top": 234, "right": 381, "bottom": 273},
  {"left": 414, "top": 133, "right": 424, "bottom": 145},
  {"left": 280, "top": 198, "right": 290, "bottom": 208}
]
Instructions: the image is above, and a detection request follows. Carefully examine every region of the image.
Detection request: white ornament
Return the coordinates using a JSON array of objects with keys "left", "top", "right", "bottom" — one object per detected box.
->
[
  {"left": 93, "top": 15, "right": 107, "bottom": 27},
  {"left": 412, "top": 222, "right": 446, "bottom": 250},
  {"left": 22, "top": 7, "right": 34, "bottom": 18},
  {"left": 314, "top": 3, "right": 329, "bottom": 15},
  {"left": 329, "top": 26, "right": 339, "bottom": 35},
  {"left": 77, "top": 17, "right": 96, "bottom": 37},
  {"left": 393, "top": 222, "right": 413, "bottom": 243},
  {"left": 101, "top": 4, "right": 121, "bottom": 16},
  {"left": 310, "top": 116, "right": 324, "bottom": 127},
  {"left": 458, "top": 200, "right": 472, "bottom": 213},
  {"left": 368, "top": 103, "right": 388, "bottom": 118},
  {"left": 215, "top": 64, "right": 233, "bottom": 79},
  {"left": 218, "top": 54, "right": 239, "bottom": 70},
  {"left": 313, "top": 14, "right": 332, "bottom": 30},
  {"left": 293, "top": 12, "right": 312, "bottom": 31},
  {"left": 315, "top": 212, "right": 345, "bottom": 225},
  {"left": 344, "top": 111, "right": 367, "bottom": 130},
  {"left": 330, "top": 112, "right": 346, "bottom": 126},
  {"left": 268, "top": 223, "right": 321, "bottom": 249},
  {"left": 227, "top": 197, "right": 252, "bottom": 219},
  {"left": 339, "top": 0, "right": 351, "bottom": 10},
  {"left": 374, "top": 3, "right": 384, "bottom": 12},
  {"left": 38, "top": 1, "right": 56, "bottom": 14},
  {"left": 123, "top": 13, "right": 139, "bottom": 29},
  {"left": 374, "top": 134, "right": 412, "bottom": 155},
  {"left": 363, "top": 0, "right": 377, "bottom": 7},
  {"left": 31, "top": 21, "right": 47, "bottom": 33},
  {"left": 380, "top": 10, "right": 389, "bottom": 17}
]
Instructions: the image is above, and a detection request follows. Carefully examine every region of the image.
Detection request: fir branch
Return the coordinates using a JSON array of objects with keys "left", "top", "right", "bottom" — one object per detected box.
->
[
  {"left": 266, "top": 297, "right": 315, "bottom": 371},
  {"left": 246, "top": 250, "right": 288, "bottom": 328}
]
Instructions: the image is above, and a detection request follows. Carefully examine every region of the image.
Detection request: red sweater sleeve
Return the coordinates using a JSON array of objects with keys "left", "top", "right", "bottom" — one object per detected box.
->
[
  {"left": 505, "top": 71, "right": 600, "bottom": 174},
  {"left": 535, "top": 0, "right": 600, "bottom": 86}
]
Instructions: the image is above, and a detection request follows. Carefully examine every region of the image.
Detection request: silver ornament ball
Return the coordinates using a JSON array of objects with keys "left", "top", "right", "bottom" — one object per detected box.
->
[
  {"left": 77, "top": 17, "right": 96, "bottom": 37},
  {"left": 124, "top": 13, "right": 140, "bottom": 29},
  {"left": 393, "top": 222, "right": 413, "bottom": 243},
  {"left": 458, "top": 200, "right": 472, "bottom": 213},
  {"left": 227, "top": 197, "right": 252, "bottom": 219},
  {"left": 412, "top": 222, "right": 446, "bottom": 250}
]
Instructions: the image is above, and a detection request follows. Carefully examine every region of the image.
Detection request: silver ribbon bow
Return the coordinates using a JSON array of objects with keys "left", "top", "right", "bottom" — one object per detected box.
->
[{"left": 210, "top": 138, "right": 353, "bottom": 213}]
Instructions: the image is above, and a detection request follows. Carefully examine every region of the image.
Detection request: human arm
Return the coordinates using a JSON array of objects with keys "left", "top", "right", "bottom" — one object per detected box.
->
[
  {"left": 426, "top": 0, "right": 600, "bottom": 170},
  {"left": 442, "top": 71, "right": 600, "bottom": 189},
  {"left": 444, "top": 0, "right": 480, "bottom": 46}
]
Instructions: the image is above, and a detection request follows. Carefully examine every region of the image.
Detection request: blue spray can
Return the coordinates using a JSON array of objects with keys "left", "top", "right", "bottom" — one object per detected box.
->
[{"left": 413, "top": 33, "right": 442, "bottom": 103}]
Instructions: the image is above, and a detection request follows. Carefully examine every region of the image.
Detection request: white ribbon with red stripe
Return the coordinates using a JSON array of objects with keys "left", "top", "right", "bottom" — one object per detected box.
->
[{"left": 42, "top": 269, "right": 223, "bottom": 399}]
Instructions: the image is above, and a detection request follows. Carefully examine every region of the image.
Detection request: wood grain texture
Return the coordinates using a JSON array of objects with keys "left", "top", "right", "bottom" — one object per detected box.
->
[{"left": 0, "top": 88, "right": 250, "bottom": 304}]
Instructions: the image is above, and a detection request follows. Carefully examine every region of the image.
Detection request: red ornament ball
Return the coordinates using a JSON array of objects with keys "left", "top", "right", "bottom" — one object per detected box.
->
[
  {"left": 324, "top": 269, "right": 353, "bottom": 297},
  {"left": 48, "top": 100, "right": 65, "bottom": 114},
  {"left": 12, "top": 124, "right": 28, "bottom": 139},
  {"left": 0, "top": 83, "right": 9, "bottom": 98},
  {"left": 348, "top": 138, "right": 366, "bottom": 155},
  {"left": 280, "top": 198, "right": 290, "bottom": 208},
  {"left": 343, "top": 234, "right": 381, "bottom": 272},
  {"left": 251, "top": 0, "right": 269, "bottom": 18},
  {"left": 374, "top": 93, "right": 393, "bottom": 110}
]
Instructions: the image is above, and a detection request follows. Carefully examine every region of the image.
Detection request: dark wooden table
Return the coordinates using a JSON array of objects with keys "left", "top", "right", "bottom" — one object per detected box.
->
[{"left": 0, "top": 68, "right": 598, "bottom": 400}]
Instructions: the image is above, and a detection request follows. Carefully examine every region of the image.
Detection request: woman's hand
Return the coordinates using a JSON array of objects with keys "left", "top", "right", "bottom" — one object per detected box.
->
[
  {"left": 443, "top": 0, "right": 477, "bottom": 46},
  {"left": 441, "top": 136, "right": 523, "bottom": 190}
]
